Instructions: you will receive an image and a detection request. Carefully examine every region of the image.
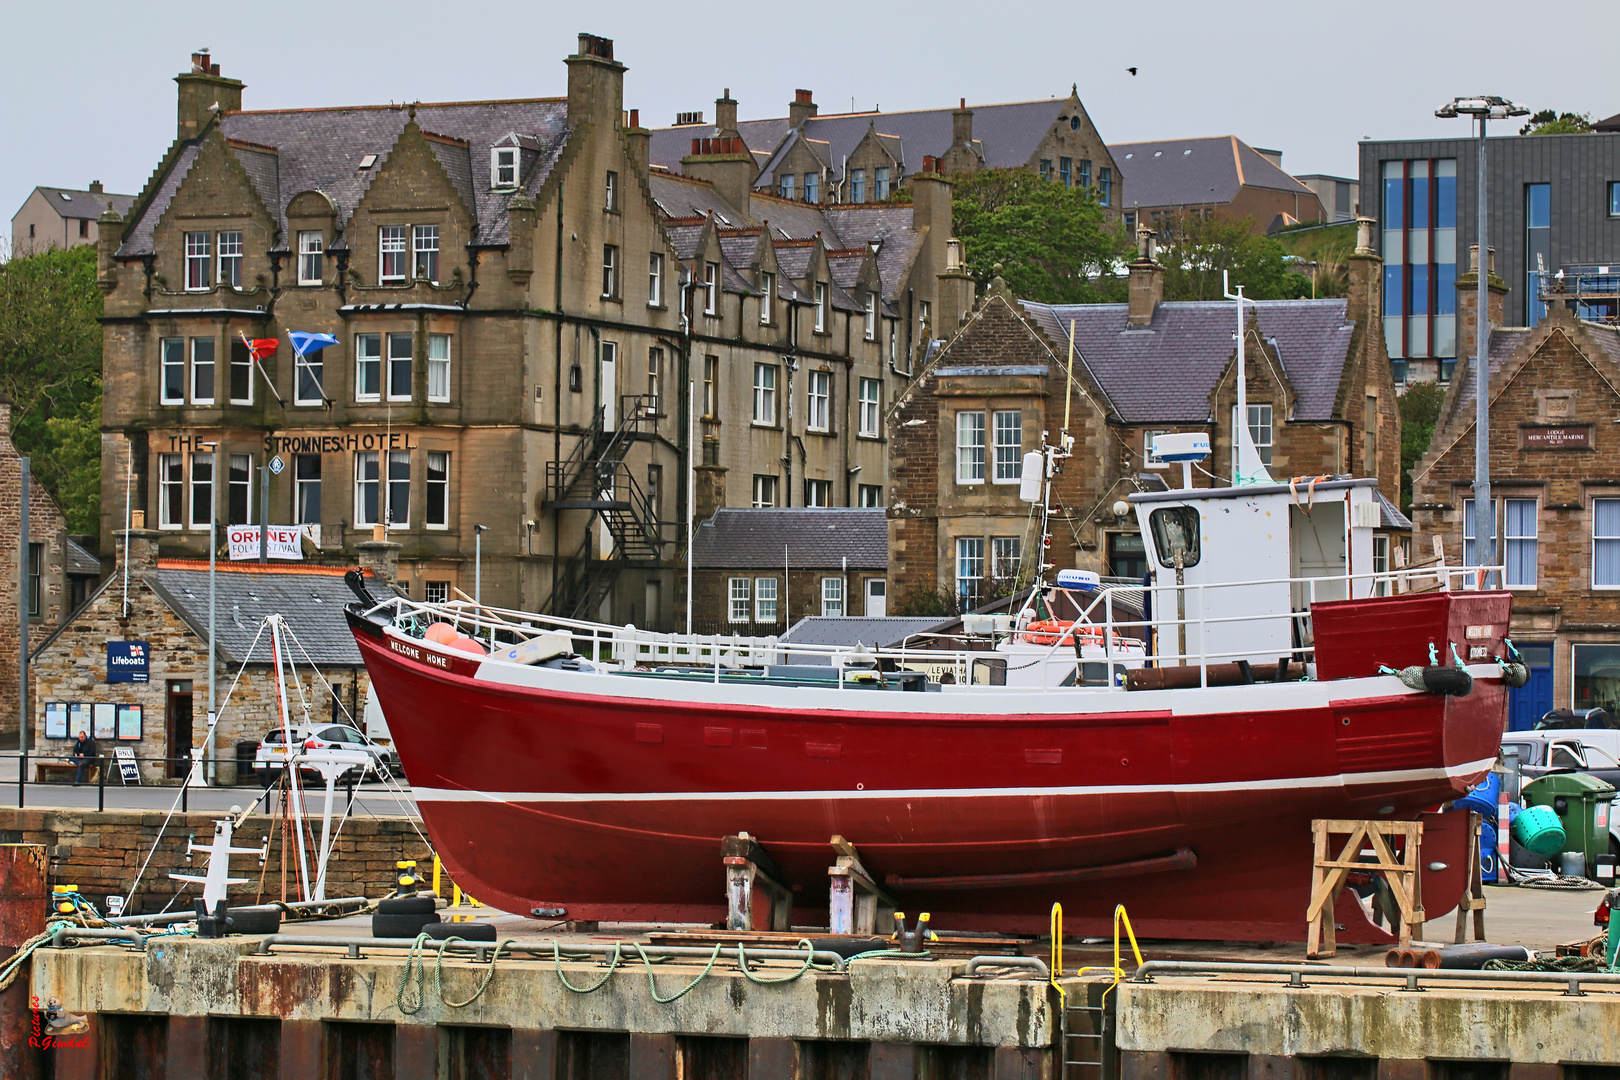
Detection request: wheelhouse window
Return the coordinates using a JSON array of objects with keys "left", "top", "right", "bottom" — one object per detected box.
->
[
  {"left": 217, "top": 231, "right": 243, "bottom": 288},
  {"left": 355, "top": 334, "right": 381, "bottom": 401},
  {"left": 956, "top": 411, "right": 985, "bottom": 483},
  {"left": 379, "top": 226, "right": 408, "bottom": 282},
  {"left": 806, "top": 370, "right": 830, "bottom": 432},
  {"left": 184, "top": 232, "right": 210, "bottom": 290},
  {"left": 992, "top": 410, "right": 1023, "bottom": 483},
  {"left": 1149, "top": 506, "right": 1200, "bottom": 568}
]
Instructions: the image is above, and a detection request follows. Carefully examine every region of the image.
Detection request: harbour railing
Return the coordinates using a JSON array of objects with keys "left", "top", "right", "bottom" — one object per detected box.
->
[{"left": 362, "top": 561, "right": 1507, "bottom": 695}]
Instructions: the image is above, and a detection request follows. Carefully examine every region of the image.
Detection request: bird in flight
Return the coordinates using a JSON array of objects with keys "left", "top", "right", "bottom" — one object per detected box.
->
[{"left": 1127, "top": 67, "right": 1138, "bottom": 76}]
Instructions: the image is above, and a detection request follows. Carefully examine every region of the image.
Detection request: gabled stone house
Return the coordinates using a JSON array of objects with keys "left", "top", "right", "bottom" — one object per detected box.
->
[{"left": 887, "top": 224, "right": 1404, "bottom": 611}]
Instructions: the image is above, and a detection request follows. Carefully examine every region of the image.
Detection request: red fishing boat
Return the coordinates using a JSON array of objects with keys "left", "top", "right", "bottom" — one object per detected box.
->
[{"left": 346, "top": 465, "right": 1519, "bottom": 942}]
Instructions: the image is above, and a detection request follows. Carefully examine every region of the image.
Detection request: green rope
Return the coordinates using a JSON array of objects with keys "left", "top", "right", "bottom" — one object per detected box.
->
[
  {"left": 1484, "top": 954, "right": 1613, "bottom": 973},
  {"left": 434, "top": 937, "right": 515, "bottom": 1008},
  {"left": 737, "top": 938, "right": 819, "bottom": 985},
  {"left": 397, "top": 934, "right": 431, "bottom": 1016},
  {"left": 0, "top": 920, "right": 77, "bottom": 992},
  {"left": 634, "top": 942, "right": 723, "bottom": 1003},
  {"left": 553, "top": 940, "right": 622, "bottom": 993}
]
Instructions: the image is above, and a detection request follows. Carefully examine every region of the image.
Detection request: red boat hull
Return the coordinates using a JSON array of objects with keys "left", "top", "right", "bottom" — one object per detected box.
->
[{"left": 349, "top": 591, "right": 1510, "bottom": 941}]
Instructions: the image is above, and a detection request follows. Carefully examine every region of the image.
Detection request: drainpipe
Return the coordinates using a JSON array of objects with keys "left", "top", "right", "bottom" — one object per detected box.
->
[
  {"left": 679, "top": 278, "right": 694, "bottom": 632},
  {"left": 551, "top": 181, "right": 565, "bottom": 610}
]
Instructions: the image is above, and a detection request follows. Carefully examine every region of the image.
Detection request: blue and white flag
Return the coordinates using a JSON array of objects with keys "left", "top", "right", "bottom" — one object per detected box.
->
[{"left": 288, "top": 331, "right": 339, "bottom": 357}]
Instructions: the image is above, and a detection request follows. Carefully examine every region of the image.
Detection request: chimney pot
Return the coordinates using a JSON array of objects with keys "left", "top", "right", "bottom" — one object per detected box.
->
[
  {"left": 790, "top": 89, "right": 818, "bottom": 128},
  {"left": 629, "top": 108, "right": 639, "bottom": 128}
]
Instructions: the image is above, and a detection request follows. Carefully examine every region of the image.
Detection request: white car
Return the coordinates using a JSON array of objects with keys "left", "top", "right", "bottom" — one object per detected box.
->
[{"left": 253, "top": 723, "right": 398, "bottom": 784}]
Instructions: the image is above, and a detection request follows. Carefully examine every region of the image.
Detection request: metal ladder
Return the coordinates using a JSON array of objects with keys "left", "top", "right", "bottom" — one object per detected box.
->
[{"left": 1062, "top": 1002, "right": 1107, "bottom": 1080}]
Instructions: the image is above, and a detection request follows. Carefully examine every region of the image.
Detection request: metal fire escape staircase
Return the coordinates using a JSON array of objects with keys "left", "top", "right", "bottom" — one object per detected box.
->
[{"left": 545, "top": 395, "right": 667, "bottom": 620}]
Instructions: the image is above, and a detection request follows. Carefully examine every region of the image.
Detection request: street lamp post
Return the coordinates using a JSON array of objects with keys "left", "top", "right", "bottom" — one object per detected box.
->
[
  {"left": 202, "top": 440, "right": 218, "bottom": 786},
  {"left": 1435, "top": 96, "right": 1528, "bottom": 583}
]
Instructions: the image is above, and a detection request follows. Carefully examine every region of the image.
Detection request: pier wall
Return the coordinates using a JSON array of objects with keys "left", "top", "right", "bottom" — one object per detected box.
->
[{"left": 0, "top": 808, "right": 428, "bottom": 910}]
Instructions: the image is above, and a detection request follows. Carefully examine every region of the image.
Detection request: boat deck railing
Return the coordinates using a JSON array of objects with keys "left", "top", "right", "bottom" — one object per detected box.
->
[{"left": 365, "top": 562, "right": 1504, "bottom": 693}]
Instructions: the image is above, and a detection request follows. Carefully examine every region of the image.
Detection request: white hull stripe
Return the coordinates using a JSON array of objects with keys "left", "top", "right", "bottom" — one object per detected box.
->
[{"left": 410, "top": 755, "right": 1496, "bottom": 804}]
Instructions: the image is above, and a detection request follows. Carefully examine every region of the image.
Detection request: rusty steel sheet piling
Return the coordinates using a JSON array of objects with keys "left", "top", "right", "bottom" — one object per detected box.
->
[{"left": 0, "top": 844, "right": 47, "bottom": 1080}]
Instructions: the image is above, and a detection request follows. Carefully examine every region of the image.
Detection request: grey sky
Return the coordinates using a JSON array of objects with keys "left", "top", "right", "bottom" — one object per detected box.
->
[{"left": 4, "top": 0, "right": 1617, "bottom": 249}]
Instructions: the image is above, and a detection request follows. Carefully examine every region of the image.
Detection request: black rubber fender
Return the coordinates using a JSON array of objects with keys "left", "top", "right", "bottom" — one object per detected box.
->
[
  {"left": 423, "top": 921, "right": 499, "bottom": 942},
  {"left": 372, "top": 912, "right": 437, "bottom": 939},
  {"left": 376, "top": 895, "right": 437, "bottom": 915},
  {"left": 224, "top": 904, "right": 283, "bottom": 936},
  {"left": 1421, "top": 665, "right": 1474, "bottom": 697}
]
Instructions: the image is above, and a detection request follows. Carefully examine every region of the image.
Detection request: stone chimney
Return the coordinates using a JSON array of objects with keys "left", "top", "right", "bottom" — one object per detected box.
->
[
  {"left": 89, "top": 180, "right": 104, "bottom": 195},
  {"left": 715, "top": 90, "right": 739, "bottom": 137},
  {"left": 1345, "top": 216, "right": 1380, "bottom": 328},
  {"left": 624, "top": 109, "right": 650, "bottom": 174},
  {"left": 356, "top": 537, "right": 402, "bottom": 588},
  {"left": 789, "top": 89, "right": 817, "bottom": 129},
  {"left": 114, "top": 526, "right": 162, "bottom": 587},
  {"left": 175, "top": 50, "right": 244, "bottom": 142},
  {"left": 1126, "top": 224, "right": 1164, "bottom": 327},
  {"left": 682, "top": 132, "right": 756, "bottom": 213},
  {"left": 566, "top": 34, "right": 625, "bottom": 129},
  {"left": 1456, "top": 244, "right": 1507, "bottom": 365},
  {"left": 952, "top": 99, "right": 973, "bottom": 146},
  {"left": 97, "top": 207, "right": 122, "bottom": 293}
]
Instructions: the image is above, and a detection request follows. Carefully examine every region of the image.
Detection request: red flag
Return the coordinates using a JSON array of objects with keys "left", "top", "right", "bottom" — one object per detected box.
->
[{"left": 247, "top": 339, "right": 279, "bottom": 360}]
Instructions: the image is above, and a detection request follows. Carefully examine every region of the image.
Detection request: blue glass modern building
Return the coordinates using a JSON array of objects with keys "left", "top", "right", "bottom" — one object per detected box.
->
[{"left": 1359, "top": 130, "right": 1620, "bottom": 385}]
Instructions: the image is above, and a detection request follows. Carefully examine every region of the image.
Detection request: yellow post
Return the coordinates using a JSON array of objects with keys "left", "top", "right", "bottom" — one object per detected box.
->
[
  {"left": 1049, "top": 902, "right": 1065, "bottom": 1005},
  {"left": 432, "top": 854, "right": 442, "bottom": 897}
]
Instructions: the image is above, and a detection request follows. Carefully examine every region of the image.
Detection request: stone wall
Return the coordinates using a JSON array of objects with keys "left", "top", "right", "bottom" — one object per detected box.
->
[
  {"left": 0, "top": 807, "right": 430, "bottom": 913},
  {"left": 0, "top": 400, "right": 72, "bottom": 736}
]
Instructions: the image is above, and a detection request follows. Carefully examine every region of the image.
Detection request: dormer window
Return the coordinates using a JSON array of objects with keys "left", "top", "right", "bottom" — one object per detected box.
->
[{"left": 492, "top": 147, "right": 518, "bottom": 189}]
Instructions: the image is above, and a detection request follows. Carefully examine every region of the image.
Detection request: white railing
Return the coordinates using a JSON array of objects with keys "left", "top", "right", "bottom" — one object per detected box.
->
[{"left": 362, "top": 562, "right": 1505, "bottom": 695}]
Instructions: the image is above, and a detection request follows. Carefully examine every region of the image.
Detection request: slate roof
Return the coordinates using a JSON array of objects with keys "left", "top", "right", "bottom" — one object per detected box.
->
[
  {"left": 121, "top": 99, "right": 571, "bottom": 257},
  {"left": 779, "top": 616, "right": 949, "bottom": 662},
  {"left": 64, "top": 538, "right": 101, "bottom": 578},
  {"left": 1376, "top": 490, "right": 1413, "bottom": 531},
  {"left": 1020, "top": 298, "right": 1355, "bottom": 424},
  {"left": 653, "top": 99, "right": 1070, "bottom": 187},
  {"left": 1447, "top": 327, "right": 1537, "bottom": 423},
  {"left": 1108, "top": 136, "right": 1313, "bottom": 208},
  {"left": 151, "top": 562, "right": 367, "bottom": 665},
  {"left": 691, "top": 508, "right": 887, "bottom": 570},
  {"left": 27, "top": 185, "right": 137, "bottom": 221}
]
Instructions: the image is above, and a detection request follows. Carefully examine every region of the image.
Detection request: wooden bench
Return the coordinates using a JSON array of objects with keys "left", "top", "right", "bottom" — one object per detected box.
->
[{"left": 35, "top": 761, "right": 99, "bottom": 784}]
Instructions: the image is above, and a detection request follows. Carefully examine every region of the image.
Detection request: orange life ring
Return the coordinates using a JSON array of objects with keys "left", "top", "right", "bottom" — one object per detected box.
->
[{"left": 1021, "top": 620, "right": 1106, "bottom": 647}]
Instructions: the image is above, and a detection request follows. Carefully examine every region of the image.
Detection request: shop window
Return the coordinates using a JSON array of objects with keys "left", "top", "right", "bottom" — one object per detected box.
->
[{"left": 1574, "top": 644, "right": 1620, "bottom": 715}]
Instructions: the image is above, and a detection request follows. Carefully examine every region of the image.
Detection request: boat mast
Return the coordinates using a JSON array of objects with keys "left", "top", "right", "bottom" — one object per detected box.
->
[{"left": 1222, "top": 272, "right": 1273, "bottom": 486}]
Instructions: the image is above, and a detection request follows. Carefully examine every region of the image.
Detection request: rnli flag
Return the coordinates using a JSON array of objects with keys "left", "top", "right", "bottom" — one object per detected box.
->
[{"left": 288, "top": 331, "right": 339, "bottom": 356}]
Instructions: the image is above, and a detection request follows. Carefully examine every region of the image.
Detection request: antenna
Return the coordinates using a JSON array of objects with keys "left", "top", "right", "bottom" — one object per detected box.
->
[{"left": 1221, "top": 271, "right": 1272, "bottom": 486}]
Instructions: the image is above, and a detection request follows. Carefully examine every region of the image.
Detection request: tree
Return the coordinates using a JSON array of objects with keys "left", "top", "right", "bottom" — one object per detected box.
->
[
  {"left": 951, "top": 169, "right": 1129, "bottom": 303},
  {"left": 1520, "top": 110, "right": 1593, "bottom": 136},
  {"left": 0, "top": 245, "right": 104, "bottom": 532},
  {"left": 1157, "top": 213, "right": 1313, "bottom": 302},
  {"left": 1398, "top": 380, "right": 1446, "bottom": 513}
]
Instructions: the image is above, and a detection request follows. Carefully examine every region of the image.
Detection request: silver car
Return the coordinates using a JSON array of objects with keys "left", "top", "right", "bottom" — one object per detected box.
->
[{"left": 254, "top": 723, "right": 398, "bottom": 784}]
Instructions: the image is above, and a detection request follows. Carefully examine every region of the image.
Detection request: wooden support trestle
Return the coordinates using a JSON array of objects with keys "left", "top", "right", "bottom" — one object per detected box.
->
[
  {"left": 827, "top": 834, "right": 896, "bottom": 935},
  {"left": 722, "top": 832, "right": 793, "bottom": 932},
  {"left": 1306, "top": 818, "right": 1424, "bottom": 959}
]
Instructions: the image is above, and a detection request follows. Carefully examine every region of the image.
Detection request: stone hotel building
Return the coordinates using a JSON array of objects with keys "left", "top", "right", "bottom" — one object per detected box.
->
[{"left": 95, "top": 39, "right": 969, "bottom": 628}]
